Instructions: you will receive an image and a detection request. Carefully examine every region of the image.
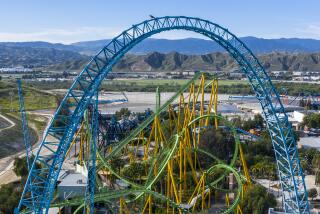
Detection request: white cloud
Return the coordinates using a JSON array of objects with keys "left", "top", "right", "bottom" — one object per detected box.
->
[
  {"left": 0, "top": 27, "right": 122, "bottom": 44},
  {"left": 295, "top": 23, "right": 320, "bottom": 39},
  {"left": 151, "top": 30, "right": 208, "bottom": 40},
  {"left": 2, "top": 24, "right": 318, "bottom": 44},
  {"left": 0, "top": 26, "right": 211, "bottom": 43},
  {"left": 0, "top": 25, "right": 215, "bottom": 44}
]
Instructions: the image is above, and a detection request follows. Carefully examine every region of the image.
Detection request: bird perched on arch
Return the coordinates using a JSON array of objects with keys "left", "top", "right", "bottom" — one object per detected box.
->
[{"left": 149, "top": 15, "right": 156, "bottom": 19}]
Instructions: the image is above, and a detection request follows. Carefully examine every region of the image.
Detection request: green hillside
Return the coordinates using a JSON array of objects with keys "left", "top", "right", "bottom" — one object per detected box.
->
[{"left": 0, "top": 81, "right": 57, "bottom": 112}]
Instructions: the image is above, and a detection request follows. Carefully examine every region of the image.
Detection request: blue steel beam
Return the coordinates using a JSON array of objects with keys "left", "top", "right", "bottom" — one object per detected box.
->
[
  {"left": 236, "top": 128, "right": 260, "bottom": 140},
  {"left": 98, "top": 98, "right": 127, "bottom": 104},
  {"left": 99, "top": 91, "right": 128, "bottom": 104},
  {"left": 84, "top": 92, "right": 98, "bottom": 213},
  {"left": 16, "top": 16, "right": 309, "bottom": 214},
  {"left": 17, "top": 79, "right": 33, "bottom": 170},
  {"left": 221, "top": 126, "right": 261, "bottom": 141}
]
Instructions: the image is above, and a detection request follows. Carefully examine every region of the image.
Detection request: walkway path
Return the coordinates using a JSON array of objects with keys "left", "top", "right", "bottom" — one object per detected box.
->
[
  {"left": 0, "top": 111, "right": 53, "bottom": 185},
  {"left": 0, "top": 113, "right": 15, "bottom": 132}
]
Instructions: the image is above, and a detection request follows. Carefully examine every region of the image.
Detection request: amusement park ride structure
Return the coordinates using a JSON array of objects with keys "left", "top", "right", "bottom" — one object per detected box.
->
[
  {"left": 50, "top": 74, "right": 249, "bottom": 214},
  {"left": 15, "top": 16, "right": 309, "bottom": 214},
  {"left": 17, "top": 79, "right": 33, "bottom": 170}
]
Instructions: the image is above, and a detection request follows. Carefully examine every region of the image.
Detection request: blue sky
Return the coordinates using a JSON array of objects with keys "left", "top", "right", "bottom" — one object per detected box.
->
[{"left": 0, "top": 0, "right": 319, "bottom": 43}]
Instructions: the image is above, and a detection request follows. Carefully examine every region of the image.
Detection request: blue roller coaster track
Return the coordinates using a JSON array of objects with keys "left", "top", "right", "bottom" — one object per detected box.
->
[
  {"left": 84, "top": 93, "right": 98, "bottom": 213},
  {"left": 17, "top": 79, "right": 33, "bottom": 170},
  {"left": 16, "top": 16, "right": 309, "bottom": 214}
]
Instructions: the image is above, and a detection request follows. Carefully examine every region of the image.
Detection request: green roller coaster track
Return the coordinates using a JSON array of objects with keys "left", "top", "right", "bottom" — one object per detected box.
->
[{"left": 50, "top": 108, "right": 245, "bottom": 214}]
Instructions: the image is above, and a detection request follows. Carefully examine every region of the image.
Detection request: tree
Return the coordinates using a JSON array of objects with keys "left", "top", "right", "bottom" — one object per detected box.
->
[
  {"left": 305, "top": 99, "right": 312, "bottom": 110},
  {"left": 240, "top": 184, "right": 277, "bottom": 214},
  {"left": 115, "top": 108, "right": 131, "bottom": 119},
  {"left": 230, "top": 116, "right": 242, "bottom": 128},
  {"left": 312, "top": 153, "right": 320, "bottom": 174},
  {"left": 312, "top": 153, "right": 320, "bottom": 185},
  {"left": 62, "top": 70, "right": 69, "bottom": 78},
  {"left": 13, "top": 156, "right": 41, "bottom": 178},
  {"left": 109, "top": 155, "right": 126, "bottom": 174},
  {"left": 308, "top": 188, "right": 318, "bottom": 201},
  {"left": 13, "top": 157, "right": 29, "bottom": 177},
  {"left": 244, "top": 132, "right": 274, "bottom": 166},
  {"left": 296, "top": 148, "right": 320, "bottom": 174},
  {"left": 0, "top": 181, "right": 23, "bottom": 213},
  {"left": 299, "top": 99, "right": 306, "bottom": 107},
  {"left": 316, "top": 171, "right": 320, "bottom": 186},
  {"left": 250, "top": 159, "right": 277, "bottom": 180},
  {"left": 302, "top": 113, "right": 320, "bottom": 129},
  {"left": 253, "top": 114, "right": 264, "bottom": 128},
  {"left": 242, "top": 114, "right": 264, "bottom": 130},
  {"left": 122, "top": 162, "right": 145, "bottom": 183},
  {"left": 199, "top": 128, "right": 235, "bottom": 167}
]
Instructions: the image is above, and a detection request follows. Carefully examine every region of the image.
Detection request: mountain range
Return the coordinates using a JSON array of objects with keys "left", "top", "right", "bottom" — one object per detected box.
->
[
  {"left": 1, "top": 37, "right": 320, "bottom": 71},
  {"left": 3, "top": 37, "right": 320, "bottom": 56},
  {"left": 48, "top": 51, "right": 320, "bottom": 72},
  {"left": 0, "top": 44, "right": 85, "bottom": 68}
]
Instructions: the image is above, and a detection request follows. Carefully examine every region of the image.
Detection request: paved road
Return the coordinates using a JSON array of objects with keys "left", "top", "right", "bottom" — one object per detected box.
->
[
  {"left": 0, "top": 114, "right": 15, "bottom": 132},
  {"left": 0, "top": 112, "right": 53, "bottom": 185}
]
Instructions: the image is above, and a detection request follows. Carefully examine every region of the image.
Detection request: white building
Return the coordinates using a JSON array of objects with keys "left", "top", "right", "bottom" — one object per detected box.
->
[
  {"left": 298, "top": 137, "right": 320, "bottom": 150},
  {"left": 57, "top": 172, "right": 87, "bottom": 200},
  {"left": 292, "top": 71, "right": 303, "bottom": 76},
  {"left": 310, "top": 76, "right": 320, "bottom": 81},
  {"left": 293, "top": 111, "right": 305, "bottom": 123}
]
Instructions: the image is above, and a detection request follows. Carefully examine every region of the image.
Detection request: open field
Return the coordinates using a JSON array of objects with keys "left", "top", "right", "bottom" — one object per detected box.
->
[
  {"left": 2, "top": 77, "right": 320, "bottom": 105},
  {"left": 0, "top": 81, "right": 55, "bottom": 159},
  {"left": 0, "top": 81, "right": 58, "bottom": 112},
  {"left": 97, "top": 78, "right": 252, "bottom": 94},
  {"left": 103, "top": 78, "right": 248, "bottom": 86}
]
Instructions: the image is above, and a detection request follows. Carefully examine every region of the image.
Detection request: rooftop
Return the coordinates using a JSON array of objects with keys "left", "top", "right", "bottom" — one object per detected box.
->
[
  {"left": 298, "top": 137, "right": 320, "bottom": 150},
  {"left": 58, "top": 172, "right": 87, "bottom": 187}
]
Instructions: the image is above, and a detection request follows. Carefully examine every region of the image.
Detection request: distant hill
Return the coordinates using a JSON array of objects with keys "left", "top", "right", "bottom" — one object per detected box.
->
[
  {"left": 0, "top": 41, "right": 78, "bottom": 51},
  {"left": 48, "top": 51, "right": 320, "bottom": 72},
  {"left": 0, "top": 45, "right": 87, "bottom": 67},
  {"left": 71, "top": 37, "right": 320, "bottom": 55},
  {"left": 2, "top": 37, "right": 320, "bottom": 69},
  {"left": 2, "top": 37, "right": 320, "bottom": 56}
]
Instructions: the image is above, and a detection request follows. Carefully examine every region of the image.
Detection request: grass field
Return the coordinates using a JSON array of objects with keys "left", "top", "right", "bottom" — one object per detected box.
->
[
  {"left": 98, "top": 78, "right": 251, "bottom": 93},
  {"left": 0, "top": 81, "right": 54, "bottom": 158},
  {"left": 0, "top": 81, "right": 58, "bottom": 112}
]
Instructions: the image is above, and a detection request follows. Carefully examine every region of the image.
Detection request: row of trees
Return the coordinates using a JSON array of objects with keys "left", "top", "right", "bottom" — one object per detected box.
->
[{"left": 231, "top": 114, "right": 264, "bottom": 131}]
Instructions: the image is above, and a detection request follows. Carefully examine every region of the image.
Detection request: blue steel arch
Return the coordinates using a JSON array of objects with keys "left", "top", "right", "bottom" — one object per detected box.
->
[{"left": 16, "top": 16, "right": 309, "bottom": 213}]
